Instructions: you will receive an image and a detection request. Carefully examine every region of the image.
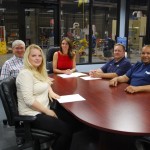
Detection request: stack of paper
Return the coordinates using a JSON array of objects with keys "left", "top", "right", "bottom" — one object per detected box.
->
[
  {"left": 80, "top": 76, "right": 101, "bottom": 80},
  {"left": 57, "top": 94, "right": 85, "bottom": 103},
  {"left": 57, "top": 72, "right": 87, "bottom": 78}
]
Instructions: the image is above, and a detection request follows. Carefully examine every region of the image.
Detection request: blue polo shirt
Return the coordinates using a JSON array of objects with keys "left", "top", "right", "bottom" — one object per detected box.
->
[
  {"left": 126, "top": 62, "right": 150, "bottom": 86},
  {"left": 101, "top": 57, "right": 131, "bottom": 76}
]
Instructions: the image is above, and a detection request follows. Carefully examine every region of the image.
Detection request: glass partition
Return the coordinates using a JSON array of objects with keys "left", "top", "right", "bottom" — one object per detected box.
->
[
  {"left": 0, "top": 8, "right": 19, "bottom": 53},
  {"left": 0, "top": 0, "right": 149, "bottom": 65},
  {"left": 61, "top": 0, "right": 117, "bottom": 64},
  {"left": 61, "top": 0, "right": 89, "bottom": 64},
  {"left": 25, "top": 8, "right": 55, "bottom": 48},
  {"left": 92, "top": 0, "right": 117, "bottom": 63},
  {"left": 128, "top": 0, "right": 147, "bottom": 63}
]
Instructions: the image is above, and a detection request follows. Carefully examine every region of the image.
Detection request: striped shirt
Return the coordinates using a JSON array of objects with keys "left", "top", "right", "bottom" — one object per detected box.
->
[{"left": 0, "top": 55, "right": 23, "bottom": 80}]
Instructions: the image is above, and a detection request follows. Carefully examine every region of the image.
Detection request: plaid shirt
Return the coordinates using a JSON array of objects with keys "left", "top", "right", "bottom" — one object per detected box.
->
[{"left": 0, "top": 55, "right": 23, "bottom": 80}]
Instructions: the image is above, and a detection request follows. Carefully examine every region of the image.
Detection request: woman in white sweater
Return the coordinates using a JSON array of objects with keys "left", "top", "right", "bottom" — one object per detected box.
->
[{"left": 16, "top": 44, "right": 72, "bottom": 150}]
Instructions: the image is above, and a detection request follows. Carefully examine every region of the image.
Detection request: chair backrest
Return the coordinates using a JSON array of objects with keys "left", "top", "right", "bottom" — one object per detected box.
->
[
  {"left": 0, "top": 67, "right": 2, "bottom": 81},
  {"left": 0, "top": 77, "right": 18, "bottom": 126},
  {"left": 46, "top": 46, "right": 60, "bottom": 62},
  {"left": 46, "top": 47, "right": 60, "bottom": 74}
]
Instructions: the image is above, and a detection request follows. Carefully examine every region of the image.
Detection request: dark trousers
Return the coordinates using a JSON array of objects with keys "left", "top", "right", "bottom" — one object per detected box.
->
[
  {"left": 31, "top": 102, "right": 84, "bottom": 150},
  {"left": 54, "top": 102, "right": 85, "bottom": 132},
  {"left": 70, "top": 128, "right": 99, "bottom": 150},
  {"left": 31, "top": 113, "right": 72, "bottom": 150}
]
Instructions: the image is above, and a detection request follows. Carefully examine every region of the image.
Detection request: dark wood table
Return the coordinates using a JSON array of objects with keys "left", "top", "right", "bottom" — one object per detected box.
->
[{"left": 50, "top": 74, "right": 150, "bottom": 136}]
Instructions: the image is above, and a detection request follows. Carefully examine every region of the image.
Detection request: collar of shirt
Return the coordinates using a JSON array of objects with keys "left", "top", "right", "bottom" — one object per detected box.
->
[
  {"left": 13, "top": 55, "right": 23, "bottom": 62},
  {"left": 114, "top": 57, "right": 125, "bottom": 65}
]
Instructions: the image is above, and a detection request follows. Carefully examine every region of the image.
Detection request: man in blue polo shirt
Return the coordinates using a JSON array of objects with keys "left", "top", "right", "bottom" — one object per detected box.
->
[
  {"left": 89, "top": 43, "right": 131, "bottom": 79},
  {"left": 109, "top": 45, "right": 150, "bottom": 94}
]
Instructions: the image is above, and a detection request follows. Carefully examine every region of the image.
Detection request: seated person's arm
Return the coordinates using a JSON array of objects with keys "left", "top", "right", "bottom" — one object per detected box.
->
[
  {"left": 100, "top": 60, "right": 131, "bottom": 79},
  {"left": 92, "top": 59, "right": 131, "bottom": 79},
  {"left": 125, "top": 85, "right": 150, "bottom": 94},
  {"left": 90, "top": 61, "right": 119, "bottom": 79},
  {"left": 0, "top": 63, "right": 10, "bottom": 79},
  {"left": 53, "top": 52, "right": 71, "bottom": 74},
  {"left": 53, "top": 52, "right": 76, "bottom": 74},
  {"left": 31, "top": 99, "right": 57, "bottom": 117},
  {"left": 17, "top": 71, "right": 57, "bottom": 117},
  {"left": 98, "top": 72, "right": 118, "bottom": 79},
  {"left": 114, "top": 61, "right": 131, "bottom": 77},
  {"left": 53, "top": 52, "right": 65, "bottom": 74},
  {"left": 89, "top": 68, "right": 118, "bottom": 79},
  {"left": 71, "top": 53, "right": 76, "bottom": 73},
  {"left": 89, "top": 68, "right": 103, "bottom": 77},
  {"left": 109, "top": 75, "right": 129, "bottom": 86},
  {"left": 48, "top": 85, "right": 60, "bottom": 100}
]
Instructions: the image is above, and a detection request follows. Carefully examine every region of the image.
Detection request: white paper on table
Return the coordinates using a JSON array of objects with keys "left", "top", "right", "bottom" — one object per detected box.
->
[
  {"left": 80, "top": 76, "right": 101, "bottom": 80},
  {"left": 57, "top": 94, "right": 86, "bottom": 103},
  {"left": 57, "top": 72, "right": 87, "bottom": 78}
]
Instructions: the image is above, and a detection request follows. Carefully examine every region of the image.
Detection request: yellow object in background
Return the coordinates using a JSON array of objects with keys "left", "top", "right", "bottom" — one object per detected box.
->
[
  {"left": 0, "top": 41, "right": 7, "bottom": 54},
  {"left": 78, "top": 0, "right": 88, "bottom": 7},
  {"left": 0, "top": 26, "right": 7, "bottom": 54}
]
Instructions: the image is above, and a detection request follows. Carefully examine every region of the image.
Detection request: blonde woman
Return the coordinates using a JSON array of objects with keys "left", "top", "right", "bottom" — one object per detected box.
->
[{"left": 16, "top": 44, "right": 72, "bottom": 150}]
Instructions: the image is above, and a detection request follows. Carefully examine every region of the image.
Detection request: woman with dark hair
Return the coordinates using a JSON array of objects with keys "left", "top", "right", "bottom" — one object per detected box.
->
[{"left": 53, "top": 37, "right": 76, "bottom": 74}]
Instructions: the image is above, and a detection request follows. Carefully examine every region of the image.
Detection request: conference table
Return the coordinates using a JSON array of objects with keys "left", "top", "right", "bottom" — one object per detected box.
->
[{"left": 50, "top": 73, "right": 150, "bottom": 136}]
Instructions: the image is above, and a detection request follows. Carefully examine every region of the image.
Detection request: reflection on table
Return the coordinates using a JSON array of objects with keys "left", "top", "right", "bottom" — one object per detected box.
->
[{"left": 50, "top": 74, "right": 150, "bottom": 136}]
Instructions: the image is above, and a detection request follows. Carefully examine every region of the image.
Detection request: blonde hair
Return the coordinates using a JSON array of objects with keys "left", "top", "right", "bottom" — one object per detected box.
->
[{"left": 24, "top": 44, "right": 50, "bottom": 83}]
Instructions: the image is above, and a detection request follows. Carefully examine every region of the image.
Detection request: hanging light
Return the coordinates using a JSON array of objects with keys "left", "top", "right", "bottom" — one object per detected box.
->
[{"left": 78, "top": 0, "right": 88, "bottom": 7}]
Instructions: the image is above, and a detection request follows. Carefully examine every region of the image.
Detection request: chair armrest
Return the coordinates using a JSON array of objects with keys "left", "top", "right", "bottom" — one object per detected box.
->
[
  {"left": 46, "top": 61, "right": 53, "bottom": 74},
  {"left": 14, "top": 115, "right": 37, "bottom": 122},
  {"left": 15, "top": 115, "right": 37, "bottom": 141}
]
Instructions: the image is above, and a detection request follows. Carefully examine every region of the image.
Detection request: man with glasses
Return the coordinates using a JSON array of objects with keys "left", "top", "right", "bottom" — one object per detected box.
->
[
  {"left": 0, "top": 40, "right": 25, "bottom": 79},
  {"left": 89, "top": 43, "right": 131, "bottom": 79}
]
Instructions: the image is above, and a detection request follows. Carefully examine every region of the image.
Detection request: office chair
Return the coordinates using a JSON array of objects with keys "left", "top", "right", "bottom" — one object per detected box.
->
[
  {"left": 46, "top": 46, "right": 60, "bottom": 74},
  {"left": 0, "top": 67, "right": 8, "bottom": 125},
  {"left": 0, "top": 77, "right": 56, "bottom": 150},
  {"left": 135, "top": 137, "right": 150, "bottom": 150}
]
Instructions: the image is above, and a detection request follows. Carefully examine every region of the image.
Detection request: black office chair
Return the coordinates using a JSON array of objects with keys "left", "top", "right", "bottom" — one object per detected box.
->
[
  {"left": 46, "top": 46, "right": 60, "bottom": 74},
  {"left": 0, "top": 67, "right": 7, "bottom": 125},
  {"left": 135, "top": 137, "right": 150, "bottom": 150},
  {"left": 0, "top": 77, "right": 56, "bottom": 150}
]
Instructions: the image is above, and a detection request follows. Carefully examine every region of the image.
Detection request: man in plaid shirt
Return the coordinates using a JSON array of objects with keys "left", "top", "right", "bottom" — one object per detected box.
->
[{"left": 0, "top": 40, "right": 25, "bottom": 80}]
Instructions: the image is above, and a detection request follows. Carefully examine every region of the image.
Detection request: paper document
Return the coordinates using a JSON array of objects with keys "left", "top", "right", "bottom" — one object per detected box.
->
[
  {"left": 57, "top": 72, "right": 87, "bottom": 78},
  {"left": 80, "top": 76, "right": 101, "bottom": 80},
  {"left": 57, "top": 94, "right": 86, "bottom": 103}
]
